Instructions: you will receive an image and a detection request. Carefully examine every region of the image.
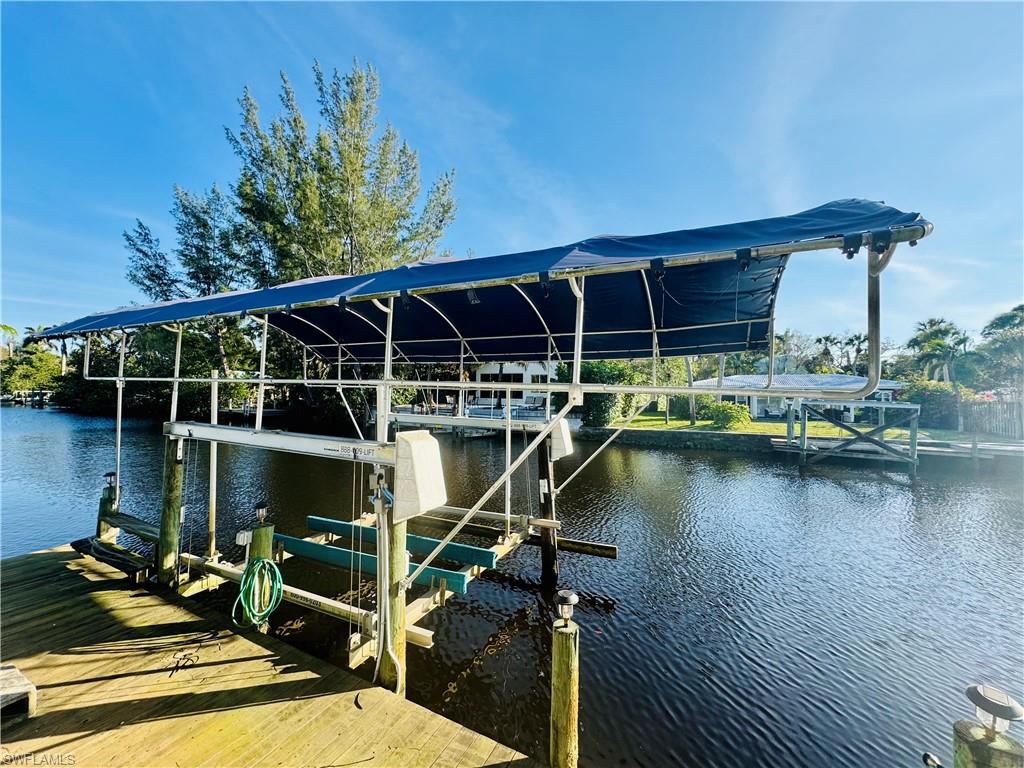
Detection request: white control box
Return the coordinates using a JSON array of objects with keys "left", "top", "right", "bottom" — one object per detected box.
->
[{"left": 392, "top": 430, "right": 447, "bottom": 523}]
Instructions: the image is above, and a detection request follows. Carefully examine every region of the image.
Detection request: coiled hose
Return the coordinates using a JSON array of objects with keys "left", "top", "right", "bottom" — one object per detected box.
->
[{"left": 232, "top": 557, "right": 283, "bottom": 629}]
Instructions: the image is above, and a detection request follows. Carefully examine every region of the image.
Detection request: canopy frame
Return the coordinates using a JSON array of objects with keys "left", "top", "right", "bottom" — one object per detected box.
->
[{"left": 51, "top": 202, "right": 935, "bottom": 684}]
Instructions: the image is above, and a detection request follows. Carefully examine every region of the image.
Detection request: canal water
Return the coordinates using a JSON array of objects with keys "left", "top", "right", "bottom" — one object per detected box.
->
[{"left": 2, "top": 406, "right": 1022, "bottom": 767}]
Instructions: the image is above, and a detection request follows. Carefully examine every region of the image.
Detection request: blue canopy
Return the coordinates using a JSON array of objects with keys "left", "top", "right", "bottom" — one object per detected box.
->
[{"left": 37, "top": 199, "right": 930, "bottom": 362}]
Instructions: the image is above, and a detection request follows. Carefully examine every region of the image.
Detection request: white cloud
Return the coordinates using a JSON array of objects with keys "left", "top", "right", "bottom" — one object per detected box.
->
[
  {"left": 727, "top": 5, "right": 851, "bottom": 214},
  {"left": 326, "top": 5, "right": 592, "bottom": 252}
]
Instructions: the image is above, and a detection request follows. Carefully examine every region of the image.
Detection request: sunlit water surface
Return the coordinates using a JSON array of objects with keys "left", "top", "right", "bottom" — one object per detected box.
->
[{"left": 2, "top": 407, "right": 1021, "bottom": 767}]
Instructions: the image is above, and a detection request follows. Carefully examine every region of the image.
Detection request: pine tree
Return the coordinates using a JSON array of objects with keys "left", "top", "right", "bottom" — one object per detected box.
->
[{"left": 226, "top": 61, "right": 456, "bottom": 285}]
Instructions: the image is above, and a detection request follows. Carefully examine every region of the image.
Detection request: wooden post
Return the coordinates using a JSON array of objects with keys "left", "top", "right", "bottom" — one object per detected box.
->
[
  {"left": 786, "top": 401, "right": 795, "bottom": 446},
  {"left": 550, "top": 618, "right": 580, "bottom": 768},
  {"left": 953, "top": 720, "right": 1024, "bottom": 768},
  {"left": 96, "top": 483, "right": 119, "bottom": 543},
  {"left": 250, "top": 523, "right": 274, "bottom": 561},
  {"left": 799, "top": 404, "right": 809, "bottom": 466},
  {"left": 908, "top": 411, "right": 920, "bottom": 480},
  {"left": 378, "top": 509, "right": 407, "bottom": 697},
  {"left": 538, "top": 437, "right": 559, "bottom": 588},
  {"left": 157, "top": 437, "right": 184, "bottom": 586}
]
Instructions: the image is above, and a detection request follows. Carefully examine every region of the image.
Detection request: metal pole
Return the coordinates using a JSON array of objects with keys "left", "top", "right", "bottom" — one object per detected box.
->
[
  {"left": 716, "top": 353, "right": 725, "bottom": 402},
  {"left": 114, "top": 332, "right": 126, "bottom": 507},
  {"left": 376, "top": 298, "right": 394, "bottom": 442},
  {"left": 374, "top": 298, "right": 404, "bottom": 694},
  {"left": 570, "top": 276, "right": 585, "bottom": 384},
  {"left": 505, "top": 385, "right": 512, "bottom": 539},
  {"left": 169, "top": 325, "right": 183, "bottom": 422},
  {"left": 458, "top": 342, "right": 466, "bottom": 418},
  {"left": 208, "top": 370, "right": 219, "bottom": 558},
  {"left": 255, "top": 317, "right": 269, "bottom": 431},
  {"left": 685, "top": 356, "right": 696, "bottom": 425},
  {"left": 546, "top": 337, "right": 553, "bottom": 420},
  {"left": 556, "top": 398, "right": 653, "bottom": 494}
]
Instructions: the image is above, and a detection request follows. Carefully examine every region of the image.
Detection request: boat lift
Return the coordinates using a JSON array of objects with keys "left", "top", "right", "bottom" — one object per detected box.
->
[{"left": 34, "top": 199, "right": 933, "bottom": 695}]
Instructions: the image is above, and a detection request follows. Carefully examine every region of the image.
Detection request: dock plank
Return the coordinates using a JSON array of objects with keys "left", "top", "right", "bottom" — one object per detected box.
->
[{"left": 0, "top": 545, "right": 539, "bottom": 768}]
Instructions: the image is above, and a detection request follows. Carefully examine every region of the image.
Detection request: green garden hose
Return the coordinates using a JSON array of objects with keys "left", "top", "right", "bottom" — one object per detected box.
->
[{"left": 232, "top": 557, "right": 283, "bottom": 628}]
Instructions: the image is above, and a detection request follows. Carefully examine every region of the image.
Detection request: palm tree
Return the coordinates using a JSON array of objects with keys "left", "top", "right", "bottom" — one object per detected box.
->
[
  {"left": 908, "top": 318, "right": 970, "bottom": 430},
  {"left": 842, "top": 333, "right": 869, "bottom": 375},
  {"left": 22, "top": 325, "right": 66, "bottom": 374},
  {"left": 0, "top": 323, "right": 15, "bottom": 358},
  {"left": 813, "top": 335, "right": 840, "bottom": 373},
  {"left": 981, "top": 304, "right": 1024, "bottom": 338}
]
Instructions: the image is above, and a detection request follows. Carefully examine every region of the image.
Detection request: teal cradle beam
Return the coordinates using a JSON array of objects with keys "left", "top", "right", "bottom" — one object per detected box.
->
[
  {"left": 274, "top": 533, "right": 470, "bottom": 593},
  {"left": 306, "top": 515, "right": 498, "bottom": 569}
]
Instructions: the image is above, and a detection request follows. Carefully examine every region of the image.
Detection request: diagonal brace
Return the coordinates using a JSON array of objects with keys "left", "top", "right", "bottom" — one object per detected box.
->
[
  {"left": 402, "top": 399, "right": 577, "bottom": 590},
  {"left": 805, "top": 406, "right": 916, "bottom": 463}
]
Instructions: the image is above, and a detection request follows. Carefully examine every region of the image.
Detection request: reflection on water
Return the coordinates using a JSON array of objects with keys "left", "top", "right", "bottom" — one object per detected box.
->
[{"left": 2, "top": 407, "right": 1022, "bottom": 767}]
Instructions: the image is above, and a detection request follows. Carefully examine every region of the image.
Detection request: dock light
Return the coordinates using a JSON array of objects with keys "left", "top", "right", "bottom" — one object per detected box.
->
[
  {"left": 554, "top": 589, "right": 578, "bottom": 627},
  {"left": 966, "top": 684, "right": 1024, "bottom": 739},
  {"left": 103, "top": 471, "right": 117, "bottom": 488},
  {"left": 254, "top": 501, "right": 268, "bottom": 524}
]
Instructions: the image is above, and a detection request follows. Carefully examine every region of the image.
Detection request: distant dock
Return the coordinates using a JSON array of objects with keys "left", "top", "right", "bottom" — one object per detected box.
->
[{"left": 0, "top": 545, "right": 538, "bottom": 768}]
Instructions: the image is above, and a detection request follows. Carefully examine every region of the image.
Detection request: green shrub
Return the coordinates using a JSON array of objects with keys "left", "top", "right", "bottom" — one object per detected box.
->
[
  {"left": 705, "top": 401, "right": 751, "bottom": 429},
  {"left": 899, "top": 378, "right": 973, "bottom": 429},
  {"left": 555, "top": 360, "right": 648, "bottom": 427},
  {"left": 669, "top": 393, "right": 716, "bottom": 420}
]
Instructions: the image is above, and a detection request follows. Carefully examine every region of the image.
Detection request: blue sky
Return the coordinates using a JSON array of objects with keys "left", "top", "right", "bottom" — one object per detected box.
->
[{"left": 3, "top": 2, "right": 1022, "bottom": 345}]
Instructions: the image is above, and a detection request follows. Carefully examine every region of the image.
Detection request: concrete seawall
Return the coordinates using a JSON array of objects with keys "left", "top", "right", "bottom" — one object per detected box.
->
[{"left": 576, "top": 426, "right": 777, "bottom": 453}]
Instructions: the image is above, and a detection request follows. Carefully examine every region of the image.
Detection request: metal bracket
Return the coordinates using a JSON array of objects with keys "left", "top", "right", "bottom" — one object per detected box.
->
[
  {"left": 870, "top": 228, "right": 893, "bottom": 254},
  {"left": 842, "top": 234, "right": 861, "bottom": 259},
  {"left": 736, "top": 248, "right": 752, "bottom": 272}
]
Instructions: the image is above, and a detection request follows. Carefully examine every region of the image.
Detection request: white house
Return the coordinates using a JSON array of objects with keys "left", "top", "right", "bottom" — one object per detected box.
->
[
  {"left": 690, "top": 373, "right": 907, "bottom": 419},
  {"left": 471, "top": 361, "right": 556, "bottom": 413}
]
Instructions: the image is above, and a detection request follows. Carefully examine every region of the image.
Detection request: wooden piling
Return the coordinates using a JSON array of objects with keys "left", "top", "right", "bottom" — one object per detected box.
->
[
  {"left": 538, "top": 437, "right": 559, "bottom": 587},
  {"left": 157, "top": 437, "right": 184, "bottom": 586},
  {"left": 250, "top": 523, "right": 274, "bottom": 561},
  {"left": 378, "top": 513, "right": 408, "bottom": 697},
  {"left": 799, "top": 404, "right": 809, "bottom": 466},
  {"left": 96, "top": 484, "right": 119, "bottom": 543},
  {"left": 249, "top": 522, "right": 275, "bottom": 631},
  {"left": 953, "top": 720, "right": 1024, "bottom": 768},
  {"left": 550, "top": 618, "right": 580, "bottom": 768}
]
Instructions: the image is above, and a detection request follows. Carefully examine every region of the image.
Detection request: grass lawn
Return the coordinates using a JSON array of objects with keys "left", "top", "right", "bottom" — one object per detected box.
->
[{"left": 610, "top": 411, "right": 1017, "bottom": 444}]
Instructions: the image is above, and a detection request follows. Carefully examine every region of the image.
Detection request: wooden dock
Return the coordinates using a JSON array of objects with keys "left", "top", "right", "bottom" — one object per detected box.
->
[{"left": 0, "top": 545, "right": 539, "bottom": 768}]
